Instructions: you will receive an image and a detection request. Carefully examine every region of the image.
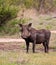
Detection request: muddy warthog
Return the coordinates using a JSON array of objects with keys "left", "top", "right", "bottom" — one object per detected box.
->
[{"left": 19, "top": 23, "right": 51, "bottom": 53}]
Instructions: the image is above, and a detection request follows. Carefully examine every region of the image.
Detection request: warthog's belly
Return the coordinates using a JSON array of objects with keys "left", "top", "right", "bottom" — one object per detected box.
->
[{"left": 36, "top": 33, "right": 45, "bottom": 44}]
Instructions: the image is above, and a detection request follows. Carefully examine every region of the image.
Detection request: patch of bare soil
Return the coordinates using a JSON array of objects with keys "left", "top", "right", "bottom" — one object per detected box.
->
[
  {"left": 0, "top": 42, "right": 56, "bottom": 53},
  {"left": 0, "top": 42, "right": 24, "bottom": 51},
  {"left": 17, "top": 8, "right": 56, "bottom": 20},
  {"left": 17, "top": 8, "right": 38, "bottom": 20}
]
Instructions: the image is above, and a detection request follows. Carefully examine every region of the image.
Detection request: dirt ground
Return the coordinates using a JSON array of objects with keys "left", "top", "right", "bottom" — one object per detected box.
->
[
  {"left": 0, "top": 42, "right": 56, "bottom": 53},
  {"left": 0, "top": 31, "right": 56, "bottom": 53}
]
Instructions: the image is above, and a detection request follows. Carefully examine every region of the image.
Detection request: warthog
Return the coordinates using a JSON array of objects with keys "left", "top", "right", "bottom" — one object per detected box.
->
[{"left": 19, "top": 23, "right": 51, "bottom": 53}]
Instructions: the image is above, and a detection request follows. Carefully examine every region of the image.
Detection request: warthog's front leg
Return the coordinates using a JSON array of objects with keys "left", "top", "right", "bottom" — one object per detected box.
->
[{"left": 26, "top": 41, "right": 29, "bottom": 53}]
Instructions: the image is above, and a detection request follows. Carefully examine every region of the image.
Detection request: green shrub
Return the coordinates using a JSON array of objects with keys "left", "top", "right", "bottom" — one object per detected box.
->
[
  {"left": 0, "top": 0, "right": 18, "bottom": 26},
  {"left": 53, "top": 0, "right": 56, "bottom": 7},
  {"left": 0, "top": 18, "right": 27, "bottom": 35},
  {"left": 46, "top": 25, "right": 52, "bottom": 30},
  {"left": 23, "top": 0, "right": 34, "bottom": 8}
]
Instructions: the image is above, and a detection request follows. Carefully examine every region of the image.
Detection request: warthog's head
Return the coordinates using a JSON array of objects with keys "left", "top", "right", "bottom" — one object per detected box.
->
[{"left": 19, "top": 23, "right": 32, "bottom": 39}]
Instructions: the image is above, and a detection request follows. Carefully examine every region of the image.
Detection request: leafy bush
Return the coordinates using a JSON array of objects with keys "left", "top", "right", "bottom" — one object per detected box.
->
[
  {"left": 0, "top": 0, "right": 18, "bottom": 26},
  {"left": 0, "top": 18, "right": 27, "bottom": 35},
  {"left": 53, "top": 0, "right": 56, "bottom": 8},
  {"left": 23, "top": 0, "right": 34, "bottom": 8},
  {"left": 46, "top": 25, "right": 52, "bottom": 30}
]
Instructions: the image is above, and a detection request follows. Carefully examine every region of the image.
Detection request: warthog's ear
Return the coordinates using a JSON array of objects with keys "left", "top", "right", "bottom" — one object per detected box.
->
[
  {"left": 19, "top": 24, "right": 22, "bottom": 27},
  {"left": 28, "top": 23, "right": 32, "bottom": 27}
]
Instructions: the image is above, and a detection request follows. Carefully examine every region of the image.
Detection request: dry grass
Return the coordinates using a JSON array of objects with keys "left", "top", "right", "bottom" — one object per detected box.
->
[
  {"left": 0, "top": 33, "right": 56, "bottom": 65},
  {"left": 0, "top": 50, "right": 56, "bottom": 65}
]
